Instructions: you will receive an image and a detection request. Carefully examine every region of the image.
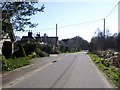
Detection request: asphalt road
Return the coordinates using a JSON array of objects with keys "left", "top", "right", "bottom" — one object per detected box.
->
[{"left": 4, "top": 52, "right": 113, "bottom": 88}]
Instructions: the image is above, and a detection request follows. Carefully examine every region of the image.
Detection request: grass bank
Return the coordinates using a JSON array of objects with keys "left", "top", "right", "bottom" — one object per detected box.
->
[
  {"left": 2, "top": 52, "right": 37, "bottom": 72},
  {"left": 88, "top": 53, "right": 120, "bottom": 88},
  {"left": 2, "top": 56, "right": 30, "bottom": 72}
]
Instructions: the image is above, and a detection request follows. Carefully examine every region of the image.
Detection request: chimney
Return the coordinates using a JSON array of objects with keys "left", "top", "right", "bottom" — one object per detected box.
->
[
  {"left": 28, "top": 31, "right": 32, "bottom": 38},
  {"left": 37, "top": 32, "right": 40, "bottom": 37}
]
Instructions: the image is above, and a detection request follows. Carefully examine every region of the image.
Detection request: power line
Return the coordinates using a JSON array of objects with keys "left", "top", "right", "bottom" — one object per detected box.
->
[
  {"left": 105, "top": 1, "right": 118, "bottom": 19},
  {"left": 38, "top": 1, "right": 119, "bottom": 31},
  {"left": 39, "top": 18, "right": 108, "bottom": 31},
  {"left": 39, "top": 18, "right": 103, "bottom": 31},
  {"left": 104, "top": 1, "right": 119, "bottom": 36},
  {"left": 58, "top": 1, "right": 119, "bottom": 31},
  {"left": 59, "top": 18, "right": 103, "bottom": 29},
  {"left": 39, "top": 27, "right": 55, "bottom": 31}
]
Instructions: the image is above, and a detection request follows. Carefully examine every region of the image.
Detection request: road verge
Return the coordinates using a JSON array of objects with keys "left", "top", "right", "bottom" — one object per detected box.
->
[{"left": 88, "top": 53, "right": 120, "bottom": 88}]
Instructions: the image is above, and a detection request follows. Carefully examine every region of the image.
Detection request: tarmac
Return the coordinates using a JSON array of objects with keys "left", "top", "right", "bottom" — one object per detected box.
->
[{"left": 1, "top": 54, "right": 65, "bottom": 89}]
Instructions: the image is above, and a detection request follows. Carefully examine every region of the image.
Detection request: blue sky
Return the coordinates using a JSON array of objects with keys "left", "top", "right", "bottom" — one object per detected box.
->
[{"left": 15, "top": 0, "right": 119, "bottom": 42}]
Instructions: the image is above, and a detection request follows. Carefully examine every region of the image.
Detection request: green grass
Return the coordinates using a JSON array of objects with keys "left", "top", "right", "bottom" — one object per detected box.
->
[
  {"left": 88, "top": 53, "right": 120, "bottom": 87},
  {"left": 1, "top": 51, "right": 51, "bottom": 72},
  {"left": 2, "top": 56, "right": 30, "bottom": 72}
]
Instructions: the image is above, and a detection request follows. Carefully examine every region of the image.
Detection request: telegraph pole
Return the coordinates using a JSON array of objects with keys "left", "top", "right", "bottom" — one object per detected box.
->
[
  {"left": 56, "top": 24, "right": 58, "bottom": 47},
  {"left": 118, "top": 1, "right": 120, "bottom": 33},
  {"left": 103, "top": 18, "right": 106, "bottom": 50},
  {"left": 56, "top": 24, "right": 57, "bottom": 37},
  {"left": 103, "top": 18, "right": 105, "bottom": 38}
]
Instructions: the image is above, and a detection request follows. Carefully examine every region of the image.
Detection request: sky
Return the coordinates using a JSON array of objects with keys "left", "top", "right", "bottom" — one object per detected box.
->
[{"left": 15, "top": 0, "right": 119, "bottom": 42}]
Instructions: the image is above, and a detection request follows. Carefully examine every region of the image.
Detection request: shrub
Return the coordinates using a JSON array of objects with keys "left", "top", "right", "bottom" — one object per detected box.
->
[
  {"left": 44, "top": 52, "right": 49, "bottom": 57},
  {"left": 103, "top": 60, "right": 110, "bottom": 67},
  {"left": 12, "top": 44, "right": 26, "bottom": 58},
  {"left": 52, "top": 49, "right": 60, "bottom": 54},
  {"left": 40, "top": 45, "right": 53, "bottom": 54},
  {"left": 38, "top": 50, "right": 45, "bottom": 57},
  {"left": 35, "top": 48, "right": 49, "bottom": 57},
  {"left": 22, "top": 41, "right": 36, "bottom": 56},
  {"left": 27, "top": 52, "right": 37, "bottom": 59},
  {"left": 60, "top": 45, "right": 65, "bottom": 53},
  {"left": 117, "top": 69, "right": 120, "bottom": 87},
  {"left": 2, "top": 41, "right": 12, "bottom": 59},
  {"left": 2, "top": 55, "right": 6, "bottom": 63}
]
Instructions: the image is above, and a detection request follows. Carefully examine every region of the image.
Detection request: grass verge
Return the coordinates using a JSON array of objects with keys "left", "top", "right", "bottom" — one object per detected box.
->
[
  {"left": 88, "top": 53, "right": 120, "bottom": 88},
  {"left": 2, "top": 56, "right": 30, "bottom": 72},
  {"left": 1, "top": 51, "right": 51, "bottom": 72}
]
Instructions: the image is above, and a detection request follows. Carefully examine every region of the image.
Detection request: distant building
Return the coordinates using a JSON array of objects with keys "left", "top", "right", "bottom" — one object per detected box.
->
[
  {"left": 35, "top": 33, "right": 58, "bottom": 46},
  {"left": 21, "top": 31, "right": 34, "bottom": 41},
  {"left": 21, "top": 32, "right": 58, "bottom": 46},
  {"left": 35, "top": 32, "right": 42, "bottom": 42}
]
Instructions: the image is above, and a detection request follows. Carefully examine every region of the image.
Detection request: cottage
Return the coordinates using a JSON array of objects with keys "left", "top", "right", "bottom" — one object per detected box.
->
[
  {"left": 35, "top": 33, "right": 58, "bottom": 46},
  {"left": 21, "top": 31, "right": 35, "bottom": 42}
]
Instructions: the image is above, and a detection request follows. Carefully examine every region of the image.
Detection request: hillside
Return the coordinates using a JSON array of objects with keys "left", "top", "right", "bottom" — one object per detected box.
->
[{"left": 59, "top": 36, "right": 89, "bottom": 52}]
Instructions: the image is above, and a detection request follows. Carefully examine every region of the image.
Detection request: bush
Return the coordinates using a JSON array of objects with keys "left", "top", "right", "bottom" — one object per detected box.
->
[
  {"left": 38, "top": 51, "right": 45, "bottom": 57},
  {"left": 52, "top": 49, "right": 60, "bottom": 54},
  {"left": 40, "top": 45, "right": 53, "bottom": 54},
  {"left": 12, "top": 44, "right": 26, "bottom": 58},
  {"left": 117, "top": 69, "right": 120, "bottom": 87},
  {"left": 35, "top": 48, "right": 49, "bottom": 57},
  {"left": 60, "top": 45, "right": 65, "bottom": 53},
  {"left": 44, "top": 52, "right": 49, "bottom": 57},
  {"left": 2, "top": 55, "right": 7, "bottom": 65},
  {"left": 27, "top": 52, "right": 37, "bottom": 59},
  {"left": 103, "top": 60, "right": 110, "bottom": 67},
  {"left": 2, "top": 41, "right": 12, "bottom": 59},
  {"left": 22, "top": 41, "right": 36, "bottom": 56}
]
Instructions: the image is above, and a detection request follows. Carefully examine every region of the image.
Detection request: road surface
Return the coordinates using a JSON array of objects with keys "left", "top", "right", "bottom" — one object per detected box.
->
[{"left": 4, "top": 52, "right": 113, "bottom": 88}]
